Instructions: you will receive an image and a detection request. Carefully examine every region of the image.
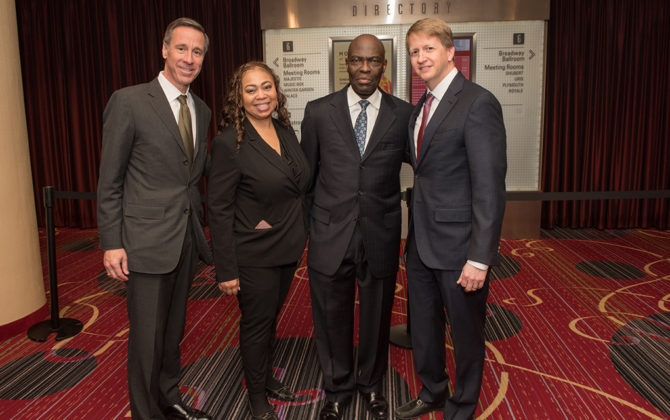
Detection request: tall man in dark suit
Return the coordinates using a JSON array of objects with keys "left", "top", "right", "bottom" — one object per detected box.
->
[
  {"left": 394, "top": 18, "right": 507, "bottom": 420},
  {"left": 301, "top": 34, "right": 413, "bottom": 420},
  {"left": 97, "top": 18, "right": 212, "bottom": 420}
]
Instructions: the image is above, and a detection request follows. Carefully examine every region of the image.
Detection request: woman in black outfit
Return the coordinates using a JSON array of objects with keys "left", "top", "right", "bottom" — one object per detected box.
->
[{"left": 208, "top": 61, "right": 309, "bottom": 420}]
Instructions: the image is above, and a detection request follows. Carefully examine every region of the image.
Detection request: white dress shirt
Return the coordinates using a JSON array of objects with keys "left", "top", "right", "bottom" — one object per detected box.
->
[
  {"left": 158, "top": 71, "right": 197, "bottom": 148},
  {"left": 412, "top": 67, "right": 458, "bottom": 149},
  {"left": 348, "top": 86, "right": 382, "bottom": 154}
]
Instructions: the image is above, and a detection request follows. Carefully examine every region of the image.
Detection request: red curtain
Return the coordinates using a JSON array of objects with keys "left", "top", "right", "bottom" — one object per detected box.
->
[
  {"left": 16, "top": 0, "right": 262, "bottom": 227},
  {"left": 17, "top": 0, "right": 670, "bottom": 229},
  {"left": 542, "top": 0, "right": 670, "bottom": 228}
]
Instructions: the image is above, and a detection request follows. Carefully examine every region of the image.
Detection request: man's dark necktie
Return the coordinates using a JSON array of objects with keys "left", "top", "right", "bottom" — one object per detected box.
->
[
  {"left": 416, "top": 93, "right": 435, "bottom": 158},
  {"left": 177, "top": 95, "right": 194, "bottom": 164}
]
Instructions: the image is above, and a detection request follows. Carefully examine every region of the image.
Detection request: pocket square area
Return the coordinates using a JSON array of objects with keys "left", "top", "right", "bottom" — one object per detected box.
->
[{"left": 255, "top": 219, "right": 273, "bottom": 230}]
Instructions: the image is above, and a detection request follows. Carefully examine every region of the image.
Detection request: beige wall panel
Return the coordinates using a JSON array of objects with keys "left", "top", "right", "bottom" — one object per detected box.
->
[{"left": 0, "top": 0, "right": 46, "bottom": 327}]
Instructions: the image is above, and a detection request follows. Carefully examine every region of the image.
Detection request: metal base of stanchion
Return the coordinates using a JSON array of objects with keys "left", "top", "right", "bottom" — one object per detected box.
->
[
  {"left": 27, "top": 318, "right": 83, "bottom": 342},
  {"left": 389, "top": 324, "right": 413, "bottom": 349}
]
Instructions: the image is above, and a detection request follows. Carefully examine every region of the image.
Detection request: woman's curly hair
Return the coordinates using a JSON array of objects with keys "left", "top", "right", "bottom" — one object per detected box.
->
[{"left": 219, "top": 61, "right": 291, "bottom": 148}]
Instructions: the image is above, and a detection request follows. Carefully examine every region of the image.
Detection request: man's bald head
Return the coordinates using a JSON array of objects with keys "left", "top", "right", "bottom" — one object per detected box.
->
[{"left": 348, "top": 34, "right": 385, "bottom": 58}]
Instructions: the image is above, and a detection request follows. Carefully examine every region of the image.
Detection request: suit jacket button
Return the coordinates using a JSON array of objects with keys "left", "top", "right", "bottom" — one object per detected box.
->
[
  {"left": 184, "top": 209, "right": 190, "bottom": 215},
  {"left": 183, "top": 160, "right": 189, "bottom": 166}
]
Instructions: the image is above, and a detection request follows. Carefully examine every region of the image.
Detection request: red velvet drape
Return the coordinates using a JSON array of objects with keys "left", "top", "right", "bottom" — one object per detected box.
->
[
  {"left": 17, "top": 1, "right": 670, "bottom": 229},
  {"left": 16, "top": 0, "right": 262, "bottom": 227},
  {"left": 542, "top": 0, "right": 670, "bottom": 228}
]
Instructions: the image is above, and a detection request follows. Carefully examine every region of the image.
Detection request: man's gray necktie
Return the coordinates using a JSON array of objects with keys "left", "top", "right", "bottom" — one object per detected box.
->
[
  {"left": 177, "top": 95, "right": 194, "bottom": 164},
  {"left": 354, "top": 99, "right": 370, "bottom": 156}
]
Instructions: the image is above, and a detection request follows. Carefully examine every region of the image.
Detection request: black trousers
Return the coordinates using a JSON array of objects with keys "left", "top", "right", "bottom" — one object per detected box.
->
[
  {"left": 405, "top": 234, "right": 489, "bottom": 420},
  {"left": 309, "top": 227, "right": 397, "bottom": 403},
  {"left": 126, "top": 226, "right": 197, "bottom": 420},
  {"left": 237, "top": 263, "right": 296, "bottom": 402}
]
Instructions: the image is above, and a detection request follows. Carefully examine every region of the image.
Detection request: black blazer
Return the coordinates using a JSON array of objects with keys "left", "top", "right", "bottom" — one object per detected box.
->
[
  {"left": 408, "top": 72, "right": 507, "bottom": 270},
  {"left": 97, "top": 78, "right": 212, "bottom": 273},
  {"left": 301, "top": 87, "right": 413, "bottom": 277},
  {"left": 208, "top": 118, "right": 310, "bottom": 282}
]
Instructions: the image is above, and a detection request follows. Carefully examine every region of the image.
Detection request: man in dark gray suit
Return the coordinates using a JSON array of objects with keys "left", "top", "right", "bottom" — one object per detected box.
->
[
  {"left": 394, "top": 18, "right": 507, "bottom": 420},
  {"left": 301, "top": 34, "right": 413, "bottom": 420},
  {"left": 97, "top": 18, "right": 212, "bottom": 420}
]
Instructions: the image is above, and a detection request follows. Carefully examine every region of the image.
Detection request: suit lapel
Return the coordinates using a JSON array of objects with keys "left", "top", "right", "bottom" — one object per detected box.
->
[
  {"left": 417, "top": 72, "right": 464, "bottom": 167},
  {"left": 362, "top": 90, "right": 396, "bottom": 162},
  {"left": 329, "top": 87, "right": 360, "bottom": 157},
  {"left": 244, "top": 119, "right": 298, "bottom": 189},
  {"left": 276, "top": 123, "right": 307, "bottom": 190},
  {"left": 192, "top": 94, "right": 209, "bottom": 162},
  {"left": 408, "top": 95, "right": 423, "bottom": 167},
  {"left": 147, "top": 79, "right": 187, "bottom": 157}
]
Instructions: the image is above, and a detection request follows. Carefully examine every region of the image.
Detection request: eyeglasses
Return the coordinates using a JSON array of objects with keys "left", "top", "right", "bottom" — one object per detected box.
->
[{"left": 347, "top": 56, "right": 385, "bottom": 67}]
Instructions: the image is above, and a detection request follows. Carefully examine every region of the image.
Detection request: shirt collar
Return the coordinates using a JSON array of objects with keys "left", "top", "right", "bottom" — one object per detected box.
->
[
  {"left": 427, "top": 67, "right": 458, "bottom": 102},
  {"left": 347, "top": 85, "right": 382, "bottom": 110},
  {"left": 158, "top": 71, "right": 190, "bottom": 102}
]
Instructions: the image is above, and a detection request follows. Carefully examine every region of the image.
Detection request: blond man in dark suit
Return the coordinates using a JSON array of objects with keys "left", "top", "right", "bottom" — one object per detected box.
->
[{"left": 395, "top": 18, "right": 507, "bottom": 420}]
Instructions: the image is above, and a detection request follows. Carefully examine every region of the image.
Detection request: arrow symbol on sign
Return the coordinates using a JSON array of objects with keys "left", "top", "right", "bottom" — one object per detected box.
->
[
  {"left": 529, "top": 49, "right": 535, "bottom": 60},
  {"left": 273, "top": 57, "right": 279, "bottom": 67}
]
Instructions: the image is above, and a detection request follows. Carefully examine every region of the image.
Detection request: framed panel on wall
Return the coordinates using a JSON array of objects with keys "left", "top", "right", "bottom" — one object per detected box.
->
[
  {"left": 409, "top": 33, "right": 476, "bottom": 104},
  {"left": 329, "top": 36, "right": 396, "bottom": 94}
]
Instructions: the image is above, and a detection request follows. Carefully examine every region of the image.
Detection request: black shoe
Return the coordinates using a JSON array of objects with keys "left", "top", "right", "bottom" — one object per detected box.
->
[
  {"left": 319, "top": 400, "right": 344, "bottom": 420},
  {"left": 248, "top": 398, "right": 278, "bottom": 420},
  {"left": 266, "top": 383, "right": 297, "bottom": 401},
  {"left": 360, "top": 391, "right": 388, "bottom": 419},
  {"left": 164, "top": 403, "right": 212, "bottom": 420},
  {"left": 394, "top": 398, "right": 444, "bottom": 419},
  {"left": 250, "top": 409, "right": 279, "bottom": 420}
]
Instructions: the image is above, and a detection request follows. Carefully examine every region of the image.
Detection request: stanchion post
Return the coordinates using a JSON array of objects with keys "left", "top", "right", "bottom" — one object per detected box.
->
[
  {"left": 390, "top": 188, "right": 413, "bottom": 349},
  {"left": 44, "top": 186, "right": 60, "bottom": 330},
  {"left": 27, "top": 186, "right": 83, "bottom": 342}
]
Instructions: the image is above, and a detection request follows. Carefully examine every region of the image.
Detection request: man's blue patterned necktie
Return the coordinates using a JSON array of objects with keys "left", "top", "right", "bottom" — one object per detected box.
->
[{"left": 354, "top": 100, "right": 370, "bottom": 156}]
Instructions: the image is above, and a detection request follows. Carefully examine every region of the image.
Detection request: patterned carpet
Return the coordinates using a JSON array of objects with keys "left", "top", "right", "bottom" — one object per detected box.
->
[{"left": 0, "top": 228, "right": 668, "bottom": 419}]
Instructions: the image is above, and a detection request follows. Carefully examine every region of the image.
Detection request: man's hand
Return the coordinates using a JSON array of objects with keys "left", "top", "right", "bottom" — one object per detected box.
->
[
  {"left": 218, "top": 279, "right": 240, "bottom": 296},
  {"left": 103, "top": 248, "right": 129, "bottom": 281},
  {"left": 456, "top": 262, "right": 487, "bottom": 292}
]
